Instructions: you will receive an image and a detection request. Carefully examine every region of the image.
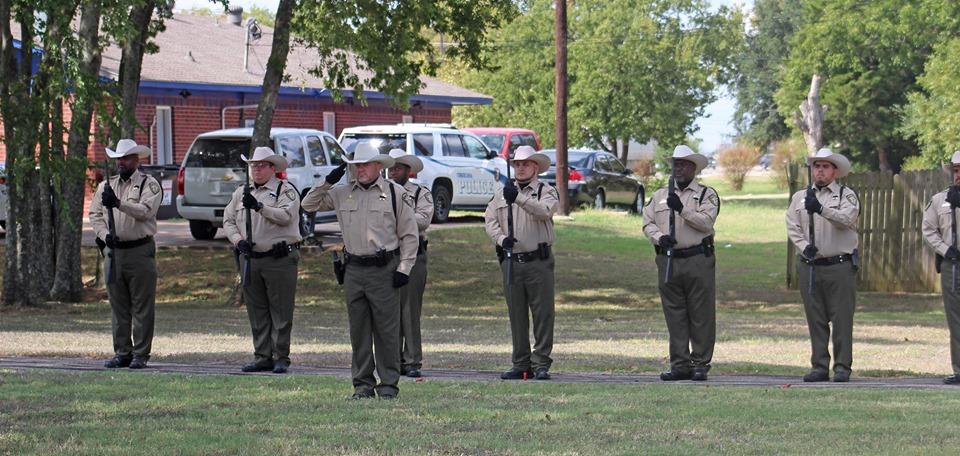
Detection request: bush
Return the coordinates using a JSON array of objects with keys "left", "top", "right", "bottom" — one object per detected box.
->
[
  {"left": 771, "top": 139, "right": 807, "bottom": 189},
  {"left": 717, "top": 144, "right": 761, "bottom": 191}
]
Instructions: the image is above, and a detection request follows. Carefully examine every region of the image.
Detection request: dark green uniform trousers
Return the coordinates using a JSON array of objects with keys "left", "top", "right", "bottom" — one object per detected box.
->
[
  {"left": 106, "top": 240, "right": 157, "bottom": 359},
  {"left": 939, "top": 269, "right": 960, "bottom": 374},
  {"left": 243, "top": 251, "right": 299, "bottom": 364},
  {"left": 344, "top": 256, "right": 401, "bottom": 396},
  {"left": 500, "top": 256, "right": 555, "bottom": 371},
  {"left": 400, "top": 252, "right": 427, "bottom": 370},
  {"left": 797, "top": 259, "right": 856, "bottom": 374},
  {"left": 655, "top": 253, "right": 716, "bottom": 373}
]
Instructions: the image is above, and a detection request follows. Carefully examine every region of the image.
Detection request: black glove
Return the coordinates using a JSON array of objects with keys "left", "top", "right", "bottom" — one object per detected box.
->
[
  {"left": 242, "top": 191, "right": 262, "bottom": 211},
  {"left": 803, "top": 245, "right": 819, "bottom": 260},
  {"left": 947, "top": 246, "right": 960, "bottom": 261},
  {"left": 948, "top": 186, "right": 960, "bottom": 208},
  {"left": 666, "top": 193, "right": 683, "bottom": 212},
  {"left": 104, "top": 233, "right": 119, "bottom": 248},
  {"left": 503, "top": 182, "right": 519, "bottom": 205},
  {"left": 501, "top": 237, "right": 516, "bottom": 250},
  {"left": 237, "top": 240, "right": 253, "bottom": 255},
  {"left": 392, "top": 271, "right": 410, "bottom": 288},
  {"left": 101, "top": 186, "right": 120, "bottom": 209},
  {"left": 805, "top": 188, "right": 823, "bottom": 214},
  {"left": 658, "top": 235, "right": 677, "bottom": 249},
  {"left": 326, "top": 162, "right": 348, "bottom": 185}
]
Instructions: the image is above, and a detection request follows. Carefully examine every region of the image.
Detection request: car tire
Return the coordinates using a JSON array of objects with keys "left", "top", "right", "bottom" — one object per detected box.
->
[
  {"left": 630, "top": 187, "right": 645, "bottom": 215},
  {"left": 299, "top": 208, "right": 316, "bottom": 237},
  {"left": 432, "top": 184, "right": 451, "bottom": 224},
  {"left": 593, "top": 189, "right": 606, "bottom": 210},
  {"left": 188, "top": 219, "right": 217, "bottom": 240}
]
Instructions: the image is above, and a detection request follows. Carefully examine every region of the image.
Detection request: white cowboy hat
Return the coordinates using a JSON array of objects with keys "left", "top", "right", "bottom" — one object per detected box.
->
[
  {"left": 241, "top": 146, "right": 288, "bottom": 172},
  {"left": 387, "top": 148, "right": 423, "bottom": 173},
  {"left": 105, "top": 139, "right": 151, "bottom": 158},
  {"left": 511, "top": 145, "right": 550, "bottom": 174},
  {"left": 346, "top": 143, "right": 395, "bottom": 167},
  {"left": 942, "top": 150, "right": 960, "bottom": 172},
  {"left": 669, "top": 145, "right": 708, "bottom": 175},
  {"left": 807, "top": 147, "right": 851, "bottom": 178}
]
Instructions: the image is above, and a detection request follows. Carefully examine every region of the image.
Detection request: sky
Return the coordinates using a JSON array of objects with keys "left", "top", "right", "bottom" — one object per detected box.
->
[{"left": 174, "top": 0, "right": 753, "bottom": 155}]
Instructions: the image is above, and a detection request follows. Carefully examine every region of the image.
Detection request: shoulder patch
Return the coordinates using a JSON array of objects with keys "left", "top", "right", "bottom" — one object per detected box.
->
[
  {"left": 284, "top": 189, "right": 297, "bottom": 201},
  {"left": 402, "top": 192, "right": 415, "bottom": 208},
  {"left": 845, "top": 194, "right": 858, "bottom": 206},
  {"left": 148, "top": 181, "right": 161, "bottom": 194},
  {"left": 708, "top": 193, "right": 719, "bottom": 206}
]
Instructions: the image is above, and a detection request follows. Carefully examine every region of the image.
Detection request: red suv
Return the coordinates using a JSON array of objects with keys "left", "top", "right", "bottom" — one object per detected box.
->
[{"left": 463, "top": 128, "right": 542, "bottom": 159}]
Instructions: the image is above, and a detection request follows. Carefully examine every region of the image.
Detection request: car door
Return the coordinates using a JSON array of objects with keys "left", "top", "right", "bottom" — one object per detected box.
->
[
  {"left": 306, "top": 135, "right": 331, "bottom": 185},
  {"left": 440, "top": 133, "right": 490, "bottom": 205},
  {"left": 463, "top": 134, "right": 499, "bottom": 201},
  {"left": 603, "top": 153, "right": 632, "bottom": 204},
  {"left": 276, "top": 135, "right": 309, "bottom": 192}
]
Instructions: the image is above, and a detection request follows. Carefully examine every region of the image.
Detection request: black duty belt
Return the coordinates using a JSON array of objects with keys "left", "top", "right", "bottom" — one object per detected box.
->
[
  {"left": 115, "top": 236, "right": 153, "bottom": 249},
  {"left": 344, "top": 248, "right": 400, "bottom": 267},
  {"left": 800, "top": 254, "right": 852, "bottom": 266},
  {"left": 496, "top": 244, "right": 551, "bottom": 263},
  {"left": 418, "top": 239, "right": 429, "bottom": 255},
  {"left": 655, "top": 244, "right": 706, "bottom": 258},
  {"left": 247, "top": 241, "right": 301, "bottom": 259}
]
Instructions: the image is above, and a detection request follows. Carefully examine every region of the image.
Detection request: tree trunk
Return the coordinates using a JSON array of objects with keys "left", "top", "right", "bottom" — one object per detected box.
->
[
  {"left": 251, "top": 0, "right": 295, "bottom": 149},
  {"left": 51, "top": 0, "right": 102, "bottom": 302},
  {"left": 554, "top": 0, "right": 569, "bottom": 215},
  {"left": 877, "top": 144, "right": 891, "bottom": 172},
  {"left": 793, "top": 74, "right": 827, "bottom": 155},
  {"left": 118, "top": 2, "right": 154, "bottom": 139}
]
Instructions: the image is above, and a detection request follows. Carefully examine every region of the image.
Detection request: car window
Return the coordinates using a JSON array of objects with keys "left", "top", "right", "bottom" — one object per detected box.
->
[
  {"left": 463, "top": 135, "right": 489, "bottom": 160},
  {"left": 478, "top": 134, "right": 505, "bottom": 153},
  {"left": 508, "top": 134, "right": 524, "bottom": 157},
  {"left": 540, "top": 150, "right": 591, "bottom": 168},
  {"left": 594, "top": 154, "right": 611, "bottom": 172},
  {"left": 306, "top": 136, "right": 327, "bottom": 166},
  {"left": 517, "top": 134, "right": 538, "bottom": 149},
  {"left": 442, "top": 134, "right": 467, "bottom": 157},
  {"left": 413, "top": 134, "right": 434, "bottom": 156},
  {"left": 339, "top": 133, "right": 406, "bottom": 156},
  {"left": 184, "top": 138, "right": 251, "bottom": 168},
  {"left": 606, "top": 154, "right": 626, "bottom": 172},
  {"left": 323, "top": 135, "right": 346, "bottom": 165},
  {"left": 278, "top": 136, "right": 306, "bottom": 168}
]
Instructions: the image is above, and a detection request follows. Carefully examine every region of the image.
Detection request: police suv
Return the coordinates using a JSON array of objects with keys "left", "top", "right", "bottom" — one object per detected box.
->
[{"left": 338, "top": 124, "right": 505, "bottom": 223}]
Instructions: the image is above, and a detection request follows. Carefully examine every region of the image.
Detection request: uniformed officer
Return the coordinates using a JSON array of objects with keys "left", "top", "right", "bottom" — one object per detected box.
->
[
  {"left": 921, "top": 150, "right": 960, "bottom": 385},
  {"left": 223, "top": 147, "right": 303, "bottom": 374},
  {"left": 387, "top": 148, "right": 434, "bottom": 378},
  {"left": 642, "top": 145, "right": 720, "bottom": 382},
  {"left": 89, "top": 139, "right": 162, "bottom": 370},
  {"left": 484, "top": 145, "right": 559, "bottom": 381},
  {"left": 302, "top": 144, "right": 418, "bottom": 399},
  {"left": 786, "top": 148, "right": 860, "bottom": 383}
]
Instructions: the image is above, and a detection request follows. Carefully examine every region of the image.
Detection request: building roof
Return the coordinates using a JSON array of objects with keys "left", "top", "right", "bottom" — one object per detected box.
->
[{"left": 12, "top": 14, "right": 492, "bottom": 105}]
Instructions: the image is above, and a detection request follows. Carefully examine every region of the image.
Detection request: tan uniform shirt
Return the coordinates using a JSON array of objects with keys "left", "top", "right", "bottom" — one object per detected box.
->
[
  {"left": 643, "top": 181, "right": 719, "bottom": 249},
  {"left": 223, "top": 177, "right": 302, "bottom": 253},
  {"left": 302, "top": 176, "right": 419, "bottom": 275},
  {"left": 922, "top": 190, "right": 957, "bottom": 256},
  {"left": 400, "top": 180, "right": 434, "bottom": 239},
  {"left": 89, "top": 170, "right": 162, "bottom": 241},
  {"left": 484, "top": 178, "right": 559, "bottom": 253},
  {"left": 786, "top": 181, "right": 859, "bottom": 257}
]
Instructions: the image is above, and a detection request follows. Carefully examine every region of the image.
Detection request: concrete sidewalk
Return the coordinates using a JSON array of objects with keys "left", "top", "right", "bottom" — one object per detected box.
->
[{"left": 1, "top": 356, "right": 954, "bottom": 390}]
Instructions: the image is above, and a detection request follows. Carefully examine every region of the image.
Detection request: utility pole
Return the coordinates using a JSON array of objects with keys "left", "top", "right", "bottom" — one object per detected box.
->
[{"left": 555, "top": 0, "right": 569, "bottom": 214}]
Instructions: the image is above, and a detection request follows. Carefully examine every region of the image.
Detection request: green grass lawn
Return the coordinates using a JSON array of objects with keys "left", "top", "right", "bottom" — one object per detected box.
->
[
  {"left": 701, "top": 173, "right": 786, "bottom": 197},
  {"left": 3, "top": 370, "right": 960, "bottom": 455}
]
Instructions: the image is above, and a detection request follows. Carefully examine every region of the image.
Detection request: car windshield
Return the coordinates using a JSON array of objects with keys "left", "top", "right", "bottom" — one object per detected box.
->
[
  {"left": 478, "top": 134, "right": 505, "bottom": 153},
  {"left": 339, "top": 133, "right": 406, "bottom": 155},
  {"left": 184, "top": 138, "right": 251, "bottom": 168},
  {"left": 541, "top": 150, "right": 592, "bottom": 168}
]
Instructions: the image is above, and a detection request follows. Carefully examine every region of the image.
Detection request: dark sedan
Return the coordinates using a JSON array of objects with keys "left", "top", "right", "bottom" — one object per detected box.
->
[{"left": 539, "top": 149, "right": 644, "bottom": 214}]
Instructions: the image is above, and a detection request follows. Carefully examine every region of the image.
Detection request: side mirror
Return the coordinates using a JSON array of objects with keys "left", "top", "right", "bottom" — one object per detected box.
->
[
  {"left": 487, "top": 150, "right": 498, "bottom": 160},
  {"left": 622, "top": 169, "right": 633, "bottom": 175}
]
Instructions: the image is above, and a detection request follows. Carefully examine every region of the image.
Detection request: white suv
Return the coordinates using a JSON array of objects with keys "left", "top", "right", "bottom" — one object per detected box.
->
[
  {"left": 176, "top": 128, "right": 347, "bottom": 240},
  {"left": 339, "top": 124, "right": 504, "bottom": 223}
]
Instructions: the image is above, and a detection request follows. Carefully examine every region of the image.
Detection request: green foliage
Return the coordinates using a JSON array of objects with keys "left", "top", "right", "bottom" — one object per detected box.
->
[
  {"left": 775, "top": 0, "right": 960, "bottom": 171},
  {"left": 291, "top": 0, "right": 518, "bottom": 107},
  {"left": 446, "top": 0, "right": 743, "bottom": 149},
  {"left": 901, "top": 154, "right": 939, "bottom": 172},
  {"left": 733, "top": 0, "right": 804, "bottom": 149},
  {"left": 717, "top": 144, "right": 761, "bottom": 191},
  {"left": 900, "top": 37, "right": 960, "bottom": 166}
]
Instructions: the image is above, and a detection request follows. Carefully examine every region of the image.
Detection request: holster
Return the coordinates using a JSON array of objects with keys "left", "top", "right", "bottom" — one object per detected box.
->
[
  {"left": 332, "top": 252, "right": 345, "bottom": 285},
  {"left": 851, "top": 248, "right": 860, "bottom": 272},
  {"left": 937, "top": 254, "right": 944, "bottom": 274},
  {"left": 701, "top": 235, "right": 715, "bottom": 258},
  {"left": 537, "top": 242, "right": 550, "bottom": 260}
]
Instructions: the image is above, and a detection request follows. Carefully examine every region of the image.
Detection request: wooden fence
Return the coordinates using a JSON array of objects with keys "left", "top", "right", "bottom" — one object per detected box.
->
[{"left": 786, "top": 169, "right": 950, "bottom": 293}]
